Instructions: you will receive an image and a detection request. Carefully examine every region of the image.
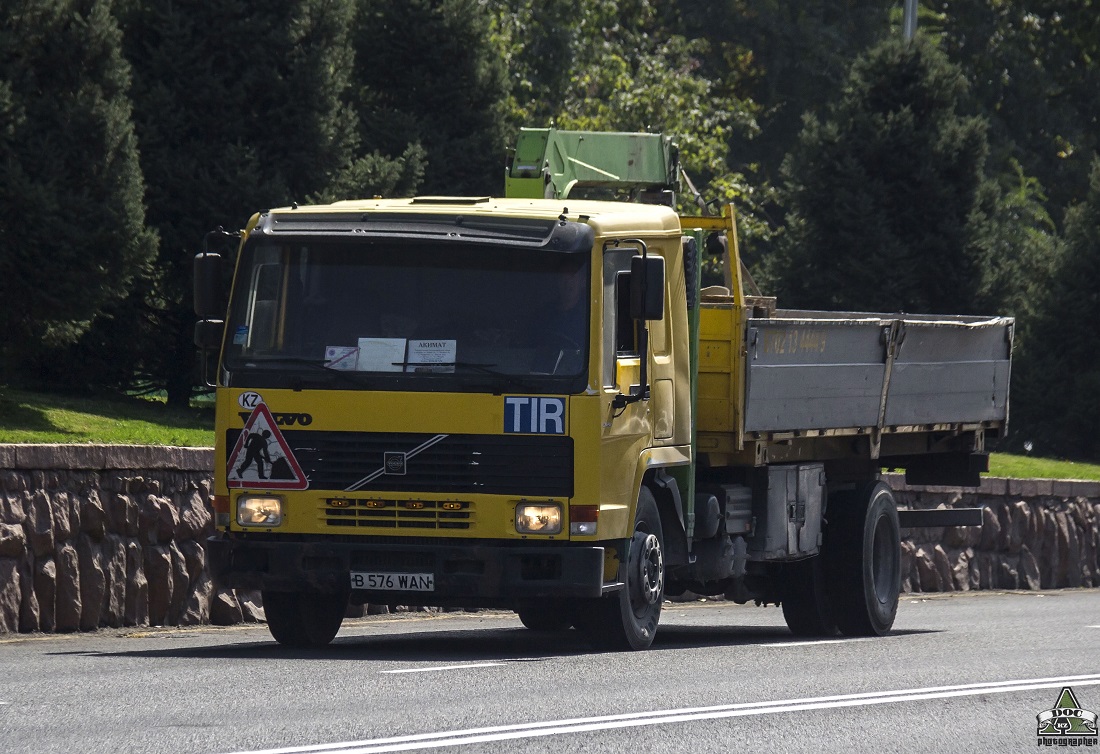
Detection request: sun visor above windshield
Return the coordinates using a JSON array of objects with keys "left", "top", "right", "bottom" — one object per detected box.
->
[{"left": 255, "top": 212, "right": 595, "bottom": 253}]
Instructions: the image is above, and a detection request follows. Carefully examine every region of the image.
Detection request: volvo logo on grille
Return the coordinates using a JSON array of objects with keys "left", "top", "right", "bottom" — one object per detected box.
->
[
  {"left": 384, "top": 452, "right": 407, "bottom": 475},
  {"left": 345, "top": 434, "right": 448, "bottom": 492}
]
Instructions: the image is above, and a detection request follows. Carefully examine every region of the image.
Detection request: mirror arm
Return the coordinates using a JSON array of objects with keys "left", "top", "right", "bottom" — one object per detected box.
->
[
  {"left": 605, "top": 238, "right": 655, "bottom": 411},
  {"left": 611, "top": 326, "right": 650, "bottom": 410}
]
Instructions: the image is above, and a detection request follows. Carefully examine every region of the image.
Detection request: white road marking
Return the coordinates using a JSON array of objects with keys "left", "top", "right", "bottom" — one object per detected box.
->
[
  {"left": 380, "top": 662, "right": 507, "bottom": 674},
  {"left": 379, "top": 639, "right": 866, "bottom": 674},
  {"left": 759, "top": 637, "right": 873, "bottom": 648},
  {"left": 221, "top": 673, "right": 1100, "bottom": 754}
]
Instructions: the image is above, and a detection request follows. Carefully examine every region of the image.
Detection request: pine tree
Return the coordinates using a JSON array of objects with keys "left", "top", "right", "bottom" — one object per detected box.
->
[
  {"left": 1012, "top": 158, "right": 1100, "bottom": 461},
  {"left": 938, "top": 0, "right": 1100, "bottom": 229},
  {"left": 0, "top": 0, "right": 154, "bottom": 383},
  {"left": 53, "top": 0, "right": 424, "bottom": 405},
  {"left": 766, "top": 36, "right": 997, "bottom": 314},
  {"left": 352, "top": 0, "right": 509, "bottom": 195}
]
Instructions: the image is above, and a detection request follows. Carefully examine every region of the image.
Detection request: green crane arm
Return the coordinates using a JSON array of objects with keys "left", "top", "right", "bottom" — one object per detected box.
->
[{"left": 505, "top": 127, "right": 679, "bottom": 202}]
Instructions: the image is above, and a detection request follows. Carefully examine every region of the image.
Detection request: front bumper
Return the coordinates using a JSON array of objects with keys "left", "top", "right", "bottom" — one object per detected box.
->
[{"left": 207, "top": 535, "right": 611, "bottom": 608}]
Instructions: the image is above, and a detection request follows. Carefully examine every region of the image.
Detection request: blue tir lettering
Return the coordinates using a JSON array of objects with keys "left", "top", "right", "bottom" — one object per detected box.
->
[{"left": 504, "top": 397, "right": 565, "bottom": 434}]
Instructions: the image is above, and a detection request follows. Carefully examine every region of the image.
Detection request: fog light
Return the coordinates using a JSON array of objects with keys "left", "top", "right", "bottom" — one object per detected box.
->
[
  {"left": 570, "top": 521, "right": 597, "bottom": 536},
  {"left": 515, "top": 503, "right": 562, "bottom": 535},
  {"left": 237, "top": 495, "right": 283, "bottom": 526}
]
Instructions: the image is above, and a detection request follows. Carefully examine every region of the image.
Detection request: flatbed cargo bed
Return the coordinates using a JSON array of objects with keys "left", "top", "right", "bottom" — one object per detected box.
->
[{"left": 696, "top": 290, "right": 1012, "bottom": 472}]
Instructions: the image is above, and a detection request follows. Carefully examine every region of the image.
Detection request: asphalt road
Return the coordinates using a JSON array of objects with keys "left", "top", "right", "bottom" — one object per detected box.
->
[{"left": 1, "top": 589, "right": 1098, "bottom": 754}]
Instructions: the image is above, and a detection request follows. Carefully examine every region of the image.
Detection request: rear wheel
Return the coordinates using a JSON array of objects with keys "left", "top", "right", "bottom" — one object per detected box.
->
[
  {"left": 577, "top": 487, "right": 665, "bottom": 651},
  {"left": 824, "top": 482, "right": 900, "bottom": 636},
  {"left": 780, "top": 555, "right": 838, "bottom": 637},
  {"left": 262, "top": 590, "right": 348, "bottom": 647}
]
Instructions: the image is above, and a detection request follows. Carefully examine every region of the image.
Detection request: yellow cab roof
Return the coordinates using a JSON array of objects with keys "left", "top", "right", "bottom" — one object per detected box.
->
[{"left": 267, "top": 196, "right": 682, "bottom": 239}]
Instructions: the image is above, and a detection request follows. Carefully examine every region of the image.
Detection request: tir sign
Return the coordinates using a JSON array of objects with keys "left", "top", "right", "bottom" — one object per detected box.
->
[{"left": 505, "top": 397, "right": 565, "bottom": 434}]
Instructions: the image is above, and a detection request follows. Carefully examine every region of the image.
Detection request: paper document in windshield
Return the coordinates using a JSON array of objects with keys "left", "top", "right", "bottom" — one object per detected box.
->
[
  {"left": 356, "top": 338, "right": 407, "bottom": 372},
  {"left": 324, "top": 345, "right": 359, "bottom": 370},
  {"left": 406, "top": 339, "right": 456, "bottom": 373}
]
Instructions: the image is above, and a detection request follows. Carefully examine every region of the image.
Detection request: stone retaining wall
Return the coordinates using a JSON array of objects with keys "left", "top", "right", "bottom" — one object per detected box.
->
[
  {"left": 884, "top": 473, "right": 1100, "bottom": 593},
  {"left": 0, "top": 447, "right": 1096, "bottom": 634},
  {"left": 0, "top": 445, "right": 261, "bottom": 634}
]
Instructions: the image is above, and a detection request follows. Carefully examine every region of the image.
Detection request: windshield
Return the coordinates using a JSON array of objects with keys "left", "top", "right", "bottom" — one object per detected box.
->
[{"left": 222, "top": 239, "right": 590, "bottom": 393}]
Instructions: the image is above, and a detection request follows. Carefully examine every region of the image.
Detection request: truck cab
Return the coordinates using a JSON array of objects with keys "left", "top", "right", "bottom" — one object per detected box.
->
[{"left": 198, "top": 197, "right": 694, "bottom": 649}]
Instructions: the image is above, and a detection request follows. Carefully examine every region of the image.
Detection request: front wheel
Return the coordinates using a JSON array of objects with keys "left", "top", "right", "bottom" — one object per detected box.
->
[
  {"left": 824, "top": 481, "right": 901, "bottom": 637},
  {"left": 577, "top": 487, "right": 665, "bottom": 651},
  {"left": 262, "top": 590, "right": 348, "bottom": 647}
]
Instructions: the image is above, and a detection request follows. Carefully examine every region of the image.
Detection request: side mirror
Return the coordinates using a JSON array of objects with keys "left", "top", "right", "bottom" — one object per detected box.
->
[
  {"left": 629, "top": 255, "right": 665, "bottom": 321},
  {"left": 193, "top": 252, "right": 224, "bottom": 319}
]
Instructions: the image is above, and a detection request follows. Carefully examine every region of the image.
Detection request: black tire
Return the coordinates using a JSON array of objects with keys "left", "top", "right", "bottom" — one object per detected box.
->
[
  {"left": 578, "top": 486, "right": 665, "bottom": 651},
  {"left": 824, "top": 481, "right": 901, "bottom": 637},
  {"left": 262, "top": 590, "right": 347, "bottom": 647},
  {"left": 781, "top": 555, "right": 838, "bottom": 637},
  {"left": 516, "top": 602, "right": 575, "bottom": 632}
]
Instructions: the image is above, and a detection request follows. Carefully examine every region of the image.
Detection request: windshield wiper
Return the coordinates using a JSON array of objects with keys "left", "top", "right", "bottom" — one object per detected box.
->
[
  {"left": 388, "top": 360, "right": 503, "bottom": 374},
  {"left": 226, "top": 356, "right": 367, "bottom": 386},
  {"left": 228, "top": 356, "right": 559, "bottom": 393}
]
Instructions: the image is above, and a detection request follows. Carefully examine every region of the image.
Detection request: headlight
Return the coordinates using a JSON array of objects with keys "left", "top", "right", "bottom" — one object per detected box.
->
[
  {"left": 237, "top": 495, "right": 284, "bottom": 526},
  {"left": 515, "top": 503, "right": 562, "bottom": 535}
]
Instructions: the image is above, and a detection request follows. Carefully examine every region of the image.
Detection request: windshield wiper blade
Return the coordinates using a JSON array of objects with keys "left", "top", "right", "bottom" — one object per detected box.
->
[
  {"left": 229, "top": 356, "right": 556, "bottom": 393},
  {"left": 228, "top": 356, "right": 366, "bottom": 385},
  {"left": 386, "top": 360, "right": 505, "bottom": 374}
]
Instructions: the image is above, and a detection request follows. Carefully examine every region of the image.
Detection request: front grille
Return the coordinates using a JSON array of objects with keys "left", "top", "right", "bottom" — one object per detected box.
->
[
  {"left": 321, "top": 498, "right": 473, "bottom": 530},
  {"left": 227, "top": 430, "right": 574, "bottom": 496}
]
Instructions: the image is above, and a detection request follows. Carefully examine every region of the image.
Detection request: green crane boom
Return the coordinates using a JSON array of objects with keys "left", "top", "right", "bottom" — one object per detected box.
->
[{"left": 505, "top": 127, "right": 679, "bottom": 203}]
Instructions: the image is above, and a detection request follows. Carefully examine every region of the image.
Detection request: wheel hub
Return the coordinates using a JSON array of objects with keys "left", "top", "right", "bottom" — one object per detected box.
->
[{"left": 633, "top": 532, "right": 664, "bottom": 606}]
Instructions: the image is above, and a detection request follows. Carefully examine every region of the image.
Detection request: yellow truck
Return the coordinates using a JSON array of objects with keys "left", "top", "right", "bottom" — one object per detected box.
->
[{"left": 194, "top": 129, "right": 1012, "bottom": 649}]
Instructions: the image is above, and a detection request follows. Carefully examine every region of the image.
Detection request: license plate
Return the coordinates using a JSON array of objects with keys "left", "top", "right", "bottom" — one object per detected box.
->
[{"left": 350, "top": 572, "right": 435, "bottom": 592}]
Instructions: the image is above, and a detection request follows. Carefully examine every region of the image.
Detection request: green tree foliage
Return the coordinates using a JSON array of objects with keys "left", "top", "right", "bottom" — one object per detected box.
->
[
  {"left": 671, "top": 0, "right": 894, "bottom": 272},
  {"left": 48, "top": 0, "right": 425, "bottom": 405},
  {"left": 351, "top": 0, "right": 509, "bottom": 196},
  {"left": 494, "top": 0, "right": 755, "bottom": 196},
  {"left": 0, "top": 0, "right": 154, "bottom": 382},
  {"left": 677, "top": 1, "right": 893, "bottom": 185},
  {"left": 489, "top": 0, "right": 580, "bottom": 128},
  {"left": 937, "top": 0, "right": 1100, "bottom": 224},
  {"left": 967, "top": 164, "right": 1060, "bottom": 324},
  {"left": 490, "top": 0, "right": 760, "bottom": 281},
  {"left": 1011, "top": 158, "right": 1100, "bottom": 461},
  {"left": 766, "top": 36, "right": 1010, "bottom": 314}
]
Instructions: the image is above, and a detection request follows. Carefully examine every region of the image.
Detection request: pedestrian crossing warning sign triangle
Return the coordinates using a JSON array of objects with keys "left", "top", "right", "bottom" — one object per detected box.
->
[{"left": 227, "top": 403, "right": 308, "bottom": 489}]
